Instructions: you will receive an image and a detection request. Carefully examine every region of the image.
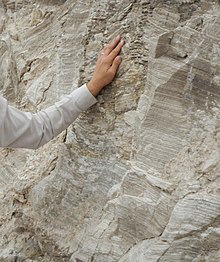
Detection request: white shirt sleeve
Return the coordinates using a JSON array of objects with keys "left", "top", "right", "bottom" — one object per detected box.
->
[{"left": 0, "top": 83, "right": 97, "bottom": 149}]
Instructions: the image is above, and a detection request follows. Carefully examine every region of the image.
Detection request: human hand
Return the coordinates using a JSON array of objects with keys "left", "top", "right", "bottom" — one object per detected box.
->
[{"left": 87, "top": 35, "right": 125, "bottom": 97}]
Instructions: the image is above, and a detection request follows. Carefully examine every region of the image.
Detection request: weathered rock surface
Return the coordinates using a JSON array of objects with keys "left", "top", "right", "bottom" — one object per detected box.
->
[{"left": 0, "top": 0, "right": 220, "bottom": 261}]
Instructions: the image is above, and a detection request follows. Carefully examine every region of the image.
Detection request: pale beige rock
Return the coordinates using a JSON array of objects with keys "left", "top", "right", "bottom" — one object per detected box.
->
[{"left": 0, "top": 0, "right": 220, "bottom": 261}]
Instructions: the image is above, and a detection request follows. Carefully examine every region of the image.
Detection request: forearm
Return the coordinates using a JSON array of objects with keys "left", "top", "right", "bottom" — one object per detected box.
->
[{"left": 0, "top": 84, "right": 97, "bottom": 149}]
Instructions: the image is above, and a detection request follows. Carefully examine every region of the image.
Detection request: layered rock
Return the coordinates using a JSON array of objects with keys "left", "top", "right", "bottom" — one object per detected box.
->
[{"left": 0, "top": 0, "right": 220, "bottom": 261}]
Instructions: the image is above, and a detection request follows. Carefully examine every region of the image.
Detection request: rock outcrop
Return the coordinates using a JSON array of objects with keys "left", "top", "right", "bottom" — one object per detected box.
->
[{"left": 0, "top": 0, "right": 220, "bottom": 261}]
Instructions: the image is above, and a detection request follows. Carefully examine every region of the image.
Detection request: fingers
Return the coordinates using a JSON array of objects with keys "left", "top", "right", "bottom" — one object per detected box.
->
[
  {"left": 99, "top": 36, "right": 125, "bottom": 66},
  {"left": 107, "top": 39, "right": 125, "bottom": 62},
  {"left": 103, "top": 35, "right": 121, "bottom": 55},
  {"left": 87, "top": 36, "right": 124, "bottom": 96}
]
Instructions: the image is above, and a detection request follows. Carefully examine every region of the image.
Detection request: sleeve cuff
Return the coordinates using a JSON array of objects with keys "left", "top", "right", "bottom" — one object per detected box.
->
[{"left": 71, "top": 83, "right": 98, "bottom": 111}]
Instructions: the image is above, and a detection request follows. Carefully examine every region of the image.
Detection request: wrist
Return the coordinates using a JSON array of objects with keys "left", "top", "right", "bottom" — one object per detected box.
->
[{"left": 87, "top": 80, "right": 102, "bottom": 97}]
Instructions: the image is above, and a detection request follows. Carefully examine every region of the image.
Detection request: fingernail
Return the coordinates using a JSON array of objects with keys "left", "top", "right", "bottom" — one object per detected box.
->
[{"left": 116, "top": 35, "right": 120, "bottom": 40}]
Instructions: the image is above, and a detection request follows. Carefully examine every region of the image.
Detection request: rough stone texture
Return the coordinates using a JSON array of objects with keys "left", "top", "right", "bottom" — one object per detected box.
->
[{"left": 0, "top": 0, "right": 220, "bottom": 261}]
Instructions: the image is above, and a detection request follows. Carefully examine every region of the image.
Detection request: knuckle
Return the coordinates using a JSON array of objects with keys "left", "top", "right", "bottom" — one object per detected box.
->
[
  {"left": 102, "top": 56, "right": 108, "bottom": 62},
  {"left": 106, "top": 46, "right": 111, "bottom": 53},
  {"left": 103, "top": 45, "right": 108, "bottom": 51},
  {"left": 101, "top": 57, "right": 109, "bottom": 65}
]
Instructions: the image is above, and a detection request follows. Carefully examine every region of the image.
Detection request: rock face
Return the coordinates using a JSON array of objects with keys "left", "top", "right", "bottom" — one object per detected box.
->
[{"left": 0, "top": 0, "right": 220, "bottom": 261}]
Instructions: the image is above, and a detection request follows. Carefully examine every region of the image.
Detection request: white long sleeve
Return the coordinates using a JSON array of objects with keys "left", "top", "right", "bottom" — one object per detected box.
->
[{"left": 0, "top": 84, "right": 97, "bottom": 149}]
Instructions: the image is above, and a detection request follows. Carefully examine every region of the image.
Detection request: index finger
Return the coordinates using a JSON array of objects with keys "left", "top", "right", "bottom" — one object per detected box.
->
[{"left": 104, "top": 35, "right": 121, "bottom": 55}]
